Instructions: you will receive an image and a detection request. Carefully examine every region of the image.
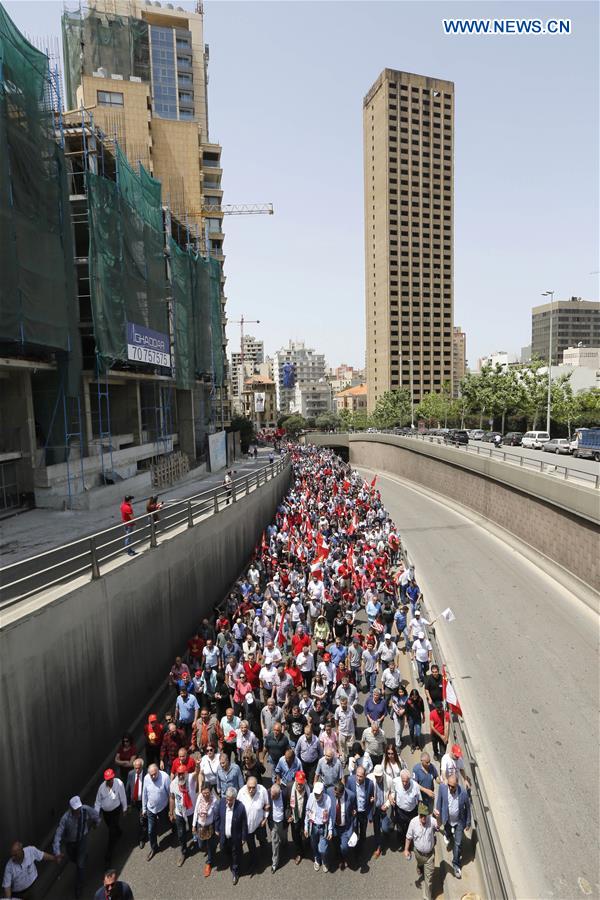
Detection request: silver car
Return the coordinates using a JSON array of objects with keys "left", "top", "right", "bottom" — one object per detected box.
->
[{"left": 542, "top": 438, "right": 571, "bottom": 455}]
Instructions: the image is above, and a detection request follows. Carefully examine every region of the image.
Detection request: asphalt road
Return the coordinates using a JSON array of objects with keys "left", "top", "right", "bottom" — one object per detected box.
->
[
  {"left": 403, "top": 434, "right": 600, "bottom": 483},
  {"left": 365, "top": 468, "right": 600, "bottom": 900}
]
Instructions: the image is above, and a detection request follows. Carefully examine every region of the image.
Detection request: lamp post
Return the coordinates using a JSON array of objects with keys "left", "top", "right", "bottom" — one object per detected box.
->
[
  {"left": 409, "top": 355, "right": 415, "bottom": 429},
  {"left": 541, "top": 291, "right": 554, "bottom": 433}
]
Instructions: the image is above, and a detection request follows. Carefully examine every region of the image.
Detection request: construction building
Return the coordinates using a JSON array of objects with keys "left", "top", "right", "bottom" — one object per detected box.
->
[
  {"left": 364, "top": 68, "right": 455, "bottom": 413},
  {"left": 230, "top": 335, "right": 265, "bottom": 412},
  {"left": 62, "top": 0, "right": 230, "bottom": 423},
  {"left": 0, "top": 5, "right": 227, "bottom": 513},
  {"left": 273, "top": 341, "right": 327, "bottom": 414},
  {"left": 452, "top": 325, "right": 466, "bottom": 394},
  {"left": 531, "top": 297, "right": 600, "bottom": 366}
]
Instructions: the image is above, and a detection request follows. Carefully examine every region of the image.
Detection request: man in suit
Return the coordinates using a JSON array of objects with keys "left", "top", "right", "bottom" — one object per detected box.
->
[
  {"left": 125, "top": 758, "right": 147, "bottom": 849},
  {"left": 434, "top": 774, "right": 471, "bottom": 880},
  {"left": 346, "top": 765, "right": 375, "bottom": 849},
  {"left": 327, "top": 781, "right": 357, "bottom": 870},
  {"left": 214, "top": 787, "right": 248, "bottom": 885}
]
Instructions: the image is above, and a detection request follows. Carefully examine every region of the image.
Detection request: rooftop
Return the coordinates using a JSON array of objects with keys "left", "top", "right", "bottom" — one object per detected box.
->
[{"left": 335, "top": 383, "right": 367, "bottom": 397}]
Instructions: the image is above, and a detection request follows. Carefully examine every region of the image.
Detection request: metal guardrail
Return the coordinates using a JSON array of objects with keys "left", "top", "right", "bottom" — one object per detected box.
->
[
  {"left": 377, "top": 431, "right": 600, "bottom": 489},
  {"left": 401, "top": 545, "right": 513, "bottom": 900},
  {"left": 0, "top": 457, "right": 290, "bottom": 611}
]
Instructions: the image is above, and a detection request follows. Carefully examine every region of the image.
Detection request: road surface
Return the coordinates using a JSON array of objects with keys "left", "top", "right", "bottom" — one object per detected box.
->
[{"left": 362, "top": 467, "right": 599, "bottom": 900}]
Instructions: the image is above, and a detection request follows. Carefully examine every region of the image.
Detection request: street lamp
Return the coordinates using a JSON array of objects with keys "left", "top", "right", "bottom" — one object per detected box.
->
[
  {"left": 541, "top": 291, "right": 554, "bottom": 433},
  {"left": 409, "top": 355, "right": 415, "bottom": 429}
]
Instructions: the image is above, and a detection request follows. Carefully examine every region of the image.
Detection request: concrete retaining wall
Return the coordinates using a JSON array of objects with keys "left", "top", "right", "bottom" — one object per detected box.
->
[
  {"left": 0, "top": 464, "right": 291, "bottom": 850},
  {"left": 349, "top": 437, "right": 599, "bottom": 592}
]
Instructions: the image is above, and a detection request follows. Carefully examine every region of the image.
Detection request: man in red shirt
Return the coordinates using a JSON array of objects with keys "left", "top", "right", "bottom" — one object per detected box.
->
[
  {"left": 243, "top": 653, "right": 261, "bottom": 692},
  {"left": 187, "top": 632, "right": 205, "bottom": 667},
  {"left": 120, "top": 495, "right": 136, "bottom": 556},
  {"left": 143, "top": 714, "right": 164, "bottom": 766},
  {"left": 291, "top": 626, "right": 311, "bottom": 658},
  {"left": 429, "top": 705, "right": 450, "bottom": 760},
  {"left": 170, "top": 747, "right": 196, "bottom": 779}
]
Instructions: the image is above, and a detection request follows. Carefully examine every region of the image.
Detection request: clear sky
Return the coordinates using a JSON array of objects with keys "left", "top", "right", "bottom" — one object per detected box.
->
[{"left": 5, "top": 0, "right": 599, "bottom": 370}]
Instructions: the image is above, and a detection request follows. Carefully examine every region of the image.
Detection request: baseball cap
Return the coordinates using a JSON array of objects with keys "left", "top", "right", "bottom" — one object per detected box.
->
[
  {"left": 323, "top": 652, "right": 331, "bottom": 662},
  {"left": 69, "top": 796, "right": 82, "bottom": 810},
  {"left": 103, "top": 768, "right": 115, "bottom": 781},
  {"left": 148, "top": 714, "right": 158, "bottom": 723},
  {"left": 295, "top": 771, "right": 306, "bottom": 784},
  {"left": 415, "top": 610, "right": 422, "bottom": 616},
  {"left": 451, "top": 744, "right": 463, "bottom": 757},
  {"left": 373, "top": 764, "right": 384, "bottom": 777},
  {"left": 384, "top": 633, "right": 392, "bottom": 639},
  {"left": 313, "top": 781, "right": 324, "bottom": 795},
  {"left": 177, "top": 765, "right": 187, "bottom": 775},
  {"left": 124, "top": 494, "right": 134, "bottom": 501},
  {"left": 418, "top": 631, "right": 425, "bottom": 639},
  {"left": 418, "top": 802, "right": 430, "bottom": 816}
]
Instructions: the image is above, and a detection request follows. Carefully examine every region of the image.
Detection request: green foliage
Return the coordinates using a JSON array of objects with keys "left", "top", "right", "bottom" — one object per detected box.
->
[
  {"left": 314, "top": 412, "right": 341, "bottom": 432},
  {"left": 415, "top": 391, "right": 448, "bottom": 427},
  {"left": 280, "top": 414, "right": 307, "bottom": 436},
  {"left": 371, "top": 389, "right": 412, "bottom": 428},
  {"left": 351, "top": 411, "right": 369, "bottom": 431}
]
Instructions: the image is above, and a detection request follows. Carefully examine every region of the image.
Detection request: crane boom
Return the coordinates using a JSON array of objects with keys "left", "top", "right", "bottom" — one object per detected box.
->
[{"left": 199, "top": 203, "right": 274, "bottom": 216}]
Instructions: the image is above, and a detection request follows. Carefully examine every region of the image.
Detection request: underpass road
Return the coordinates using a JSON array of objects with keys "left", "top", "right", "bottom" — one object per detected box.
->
[{"left": 364, "top": 468, "right": 600, "bottom": 900}]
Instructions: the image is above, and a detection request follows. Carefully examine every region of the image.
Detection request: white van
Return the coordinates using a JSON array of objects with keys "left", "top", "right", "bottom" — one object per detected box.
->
[{"left": 522, "top": 430, "right": 551, "bottom": 449}]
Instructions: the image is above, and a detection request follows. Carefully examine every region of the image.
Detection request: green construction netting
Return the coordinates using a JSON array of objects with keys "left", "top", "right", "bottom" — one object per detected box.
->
[
  {"left": 193, "top": 253, "right": 224, "bottom": 387},
  {"left": 169, "top": 237, "right": 194, "bottom": 390},
  {"left": 0, "top": 3, "right": 80, "bottom": 363},
  {"left": 87, "top": 147, "right": 168, "bottom": 368},
  {"left": 62, "top": 10, "right": 149, "bottom": 110}
]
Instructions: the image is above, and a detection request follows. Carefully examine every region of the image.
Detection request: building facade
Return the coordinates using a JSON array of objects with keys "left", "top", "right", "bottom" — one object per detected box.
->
[
  {"left": 562, "top": 346, "right": 600, "bottom": 369},
  {"left": 242, "top": 375, "right": 277, "bottom": 431},
  {"left": 364, "top": 68, "right": 454, "bottom": 413},
  {"left": 531, "top": 298, "right": 600, "bottom": 366},
  {"left": 334, "top": 384, "right": 368, "bottom": 413},
  {"left": 63, "top": 0, "right": 230, "bottom": 426},
  {"left": 289, "top": 382, "right": 333, "bottom": 419},
  {"left": 273, "top": 341, "right": 327, "bottom": 414},
  {"left": 230, "top": 335, "right": 265, "bottom": 410},
  {"left": 452, "top": 325, "right": 466, "bottom": 394}
]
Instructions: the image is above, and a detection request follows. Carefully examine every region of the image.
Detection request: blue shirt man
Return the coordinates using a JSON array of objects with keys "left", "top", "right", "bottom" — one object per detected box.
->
[
  {"left": 176, "top": 690, "right": 199, "bottom": 725},
  {"left": 328, "top": 640, "right": 347, "bottom": 667}
]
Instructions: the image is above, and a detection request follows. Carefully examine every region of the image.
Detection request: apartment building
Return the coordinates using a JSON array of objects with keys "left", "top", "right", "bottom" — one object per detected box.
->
[
  {"left": 452, "top": 325, "right": 466, "bottom": 394},
  {"left": 364, "top": 68, "right": 454, "bottom": 412},
  {"left": 273, "top": 341, "right": 327, "bottom": 414}
]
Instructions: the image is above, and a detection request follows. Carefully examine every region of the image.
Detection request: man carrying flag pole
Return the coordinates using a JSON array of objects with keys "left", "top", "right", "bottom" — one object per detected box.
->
[{"left": 442, "top": 665, "right": 462, "bottom": 717}]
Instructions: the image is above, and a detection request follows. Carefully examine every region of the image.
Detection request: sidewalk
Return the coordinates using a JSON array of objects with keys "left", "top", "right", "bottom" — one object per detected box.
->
[{"left": 0, "top": 450, "right": 271, "bottom": 566}]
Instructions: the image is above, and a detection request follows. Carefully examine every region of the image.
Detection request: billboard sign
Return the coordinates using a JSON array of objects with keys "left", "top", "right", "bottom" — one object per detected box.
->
[
  {"left": 126, "top": 322, "right": 171, "bottom": 369},
  {"left": 254, "top": 392, "right": 266, "bottom": 412}
]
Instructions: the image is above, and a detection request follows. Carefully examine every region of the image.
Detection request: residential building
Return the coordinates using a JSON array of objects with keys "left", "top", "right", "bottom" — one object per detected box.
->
[
  {"left": 242, "top": 376, "right": 277, "bottom": 431},
  {"left": 327, "top": 364, "right": 366, "bottom": 394},
  {"left": 531, "top": 297, "right": 600, "bottom": 366},
  {"left": 364, "top": 68, "right": 454, "bottom": 413},
  {"left": 520, "top": 345, "right": 532, "bottom": 364},
  {"left": 273, "top": 341, "right": 327, "bottom": 414},
  {"left": 476, "top": 351, "right": 518, "bottom": 371},
  {"left": 230, "top": 335, "right": 265, "bottom": 411},
  {"left": 562, "top": 346, "right": 600, "bottom": 369},
  {"left": 289, "top": 381, "right": 333, "bottom": 420},
  {"left": 62, "top": 0, "right": 230, "bottom": 425},
  {"left": 334, "top": 384, "right": 368, "bottom": 414},
  {"left": 452, "top": 326, "right": 466, "bottom": 395}
]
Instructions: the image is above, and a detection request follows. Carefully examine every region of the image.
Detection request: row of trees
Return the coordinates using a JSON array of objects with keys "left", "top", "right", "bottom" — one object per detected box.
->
[{"left": 275, "top": 363, "right": 600, "bottom": 436}]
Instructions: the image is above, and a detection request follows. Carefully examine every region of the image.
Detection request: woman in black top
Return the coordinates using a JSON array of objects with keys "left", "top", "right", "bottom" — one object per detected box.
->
[{"left": 405, "top": 688, "right": 425, "bottom": 752}]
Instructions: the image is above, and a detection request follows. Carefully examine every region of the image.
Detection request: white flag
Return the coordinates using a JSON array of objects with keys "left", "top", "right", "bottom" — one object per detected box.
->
[{"left": 441, "top": 607, "right": 456, "bottom": 622}]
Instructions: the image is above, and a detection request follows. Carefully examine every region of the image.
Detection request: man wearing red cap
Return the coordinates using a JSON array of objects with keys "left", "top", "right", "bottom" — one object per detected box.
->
[
  {"left": 143, "top": 714, "right": 164, "bottom": 767},
  {"left": 286, "top": 770, "right": 309, "bottom": 864},
  {"left": 169, "top": 765, "right": 198, "bottom": 866},
  {"left": 94, "top": 770, "right": 127, "bottom": 866}
]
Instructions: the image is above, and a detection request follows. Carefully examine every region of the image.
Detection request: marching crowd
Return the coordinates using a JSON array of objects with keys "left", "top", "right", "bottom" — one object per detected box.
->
[{"left": 4, "top": 445, "right": 472, "bottom": 900}]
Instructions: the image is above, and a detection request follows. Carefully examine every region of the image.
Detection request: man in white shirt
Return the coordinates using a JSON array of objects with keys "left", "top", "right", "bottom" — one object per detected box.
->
[
  {"left": 391, "top": 769, "right": 422, "bottom": 849},
  {"left": 263, "top": 639, "right": 283, "bottom": 667},
  {"left": 169, "top": 765, "right": 198, "bottom": 866},
  {"left": 2, "top": 842, "right": 58, "bottom": 898},
  {"left": 142, "top": 764, "right": 171, "bottom": 859},
  {"left": 238, "top": 777, "right": 270, "bottom": 863},
  {"left": 94, "top": 768, "right": 127, "bottom": 865},
  {"left": 440, "top": 744, "right": 470, "bottom": 788},
  {"left": 304, "top": 781, "right": 333, "bottom": 872},
  {"left": 307, "top": 574, "right": 325, "bottom": 603},
  {"left": 268, "top": 783, "right": 288, "bottom": 872},
  {"left": 334, "top": 697, "right": 357, "bottom": 763},
  {"left": 411, "top": 632, "right": 433, "bottom": 684},
  {"left": 404, "top": 802, "right": 439, "bottom": 900}
]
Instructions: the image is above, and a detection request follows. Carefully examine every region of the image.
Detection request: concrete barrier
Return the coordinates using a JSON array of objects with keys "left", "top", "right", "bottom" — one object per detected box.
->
[
  {"left": 306, "top": 432, "right": 599, "bottom": 592},
  {"left": 0, "top": 463, "right": 291, "bottom": 851}
]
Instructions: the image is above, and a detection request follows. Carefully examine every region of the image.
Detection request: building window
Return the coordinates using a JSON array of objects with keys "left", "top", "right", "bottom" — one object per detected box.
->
[{"left": 97, "top": 90, "right": 124, "bottom": 107}]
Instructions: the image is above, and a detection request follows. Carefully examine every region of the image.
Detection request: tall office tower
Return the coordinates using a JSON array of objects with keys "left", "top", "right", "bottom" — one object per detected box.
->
[
  {"left": 363, "top": 69, "right": 454, "bottom": 413},
  {"left": 531, "top": 297, "right": 600, "bottom": 365},
  {"left": 452, "top": 325, "right": 467, "bottom": 394},
  {"left": 62, "top": 0, "right": 230, "bottom": 424}
]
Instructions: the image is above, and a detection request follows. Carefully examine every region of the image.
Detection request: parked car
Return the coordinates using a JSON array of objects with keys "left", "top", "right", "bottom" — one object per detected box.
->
[
  {"left": 444, "top": 429, "right": 469, "bottom": 446},
  {"left": 572, "top": 427, "right": 600, "bottom": 462},
  {"left": 521, "top": 430, "right": 551, "bottom": 450},
  {"left": 481, "top": 431, "right": 502, "bottom": 444},
  {"left": 542, "top": 438, "right": 571, "bottom": 455},
  {"left": 503, "top": 432, "right": 523, "bottom": 446},
  {"left": 469, "top": 429, "right": 485, "bottom": 441}
]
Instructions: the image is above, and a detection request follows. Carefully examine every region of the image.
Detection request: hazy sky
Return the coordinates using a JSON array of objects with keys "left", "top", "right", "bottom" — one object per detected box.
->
[{"left": 5, "top": 0, "right": 599, "bottom": 370}]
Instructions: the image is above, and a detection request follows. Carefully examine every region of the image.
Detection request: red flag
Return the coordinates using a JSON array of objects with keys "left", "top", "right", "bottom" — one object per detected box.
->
[
  {"left": 342, "top": 479, "right": 351, "bottom": 493},
  {"left": 261, "top": 531, "right": 267, "bottom": 551},
  {"left": 282, "top": 515, "right": 289, "bottom": 532},
  {"left": 370, "top": 475, "right": 378, "bottom": 490},
  {"left": 442, "top": 665, "right": 463, "bottom": 716},
  {"left": 332, "top": 481, "right": 338, "bottom": 496},
  {"left": 276, "top": 609, "right": 286, "bottom": 647}
]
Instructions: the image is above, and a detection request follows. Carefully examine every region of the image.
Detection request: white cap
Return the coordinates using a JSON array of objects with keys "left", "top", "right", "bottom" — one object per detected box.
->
[
  {"left": 418, "top": 630, "right": 425, "bottom": 639},
  {"left": 373, "top": 764, "right": 384, "bottom": 777},
  {"left": 69, "top": 796, "right": 82, "bottom": 810},
  {"left": 313, "top": 781, "right": 324, "bottom": 795},
  {"left": 384, "top": 633, "right": 392, "bottom": 640},
  {"left": 415, "top": 610, "right": 421, "bottom": 616}
]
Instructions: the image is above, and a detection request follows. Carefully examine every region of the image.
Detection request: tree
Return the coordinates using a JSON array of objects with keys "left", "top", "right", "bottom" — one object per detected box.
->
[
  {"left": 351, "top": 411, "right": 369, "bottom": 431},
  {"left": 338, "top": 408, "right": 353, "bottom": 431},
  {"left": 370, "top": 389, "right": 412, "bottom": 429},
  {"left": 315, "top": 411, "right": 340, "bottom": 432},
  {"left": 228, "top": 415, "right": 255, "bottom": 452},
  {"left": 280, "top": 414, "right": 307, "bottom": 437},
  {"left": 573, "top": 388, "right": 600, "bottom": 427},
  {"left": 415, "top": 392, "right": 447, "bottom": 427}
]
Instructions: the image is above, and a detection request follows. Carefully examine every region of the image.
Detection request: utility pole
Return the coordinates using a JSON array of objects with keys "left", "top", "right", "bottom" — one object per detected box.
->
[{"left": 541, "top": 290, "right": 555, "bottom": 433}]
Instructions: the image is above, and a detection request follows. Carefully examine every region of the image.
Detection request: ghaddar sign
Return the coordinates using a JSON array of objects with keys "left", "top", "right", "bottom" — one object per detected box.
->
[{"left": 126, "top": 323, "right": 171, "bottom": 369}]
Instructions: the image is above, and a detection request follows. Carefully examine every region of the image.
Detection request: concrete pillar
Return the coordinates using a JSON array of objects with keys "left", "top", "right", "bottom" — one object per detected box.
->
[
  {"left": 82, "top": 376, "right": 94, "bottom": 452},
  {"left": 176, "top": 388, "right": 196, "bottom": 460}
]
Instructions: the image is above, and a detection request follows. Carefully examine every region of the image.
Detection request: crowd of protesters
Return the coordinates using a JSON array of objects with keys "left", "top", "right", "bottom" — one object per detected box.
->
[{"left": 4, "top": 445, "right": 471, "bottom": 900}]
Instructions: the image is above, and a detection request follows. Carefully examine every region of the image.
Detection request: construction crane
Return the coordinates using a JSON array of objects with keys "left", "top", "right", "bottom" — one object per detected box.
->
[{"left": 207, "top": 203, "right": 274, "bottom": 216}]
